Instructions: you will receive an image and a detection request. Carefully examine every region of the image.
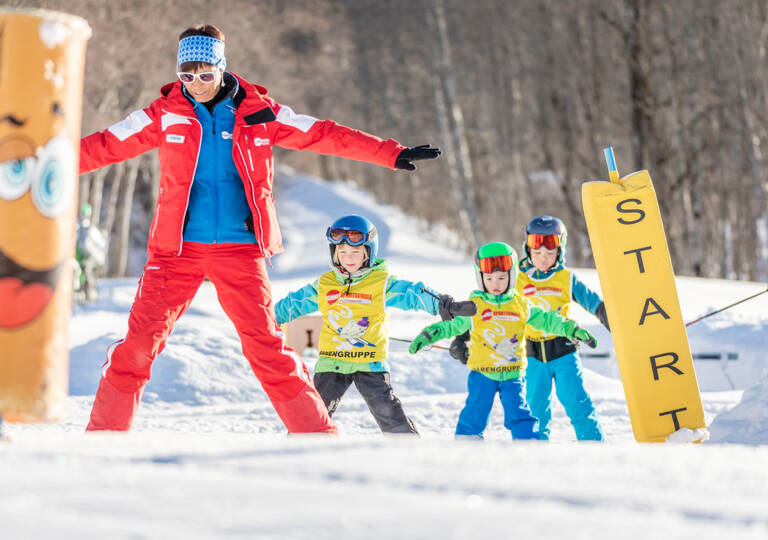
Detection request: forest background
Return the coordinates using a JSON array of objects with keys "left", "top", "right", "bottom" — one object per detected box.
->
[{"left": 11, "top": 0, "right": 768, "bottom": 280}]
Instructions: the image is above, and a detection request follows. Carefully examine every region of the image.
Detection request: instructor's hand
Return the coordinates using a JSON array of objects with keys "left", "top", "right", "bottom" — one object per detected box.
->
[{"left": 395, "top": 144, "right": 441, "bottom": 170}]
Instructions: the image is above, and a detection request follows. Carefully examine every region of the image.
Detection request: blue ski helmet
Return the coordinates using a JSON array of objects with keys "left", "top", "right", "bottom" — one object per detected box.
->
[
  {"left": 474, "top": 241, "right": 518, "bottom": 293},
  {"left": 524, "top": 215, "right": 567, "bottom": 262},
  {"left": 326, "top": 215, "right": 378, "bottom": 267}
]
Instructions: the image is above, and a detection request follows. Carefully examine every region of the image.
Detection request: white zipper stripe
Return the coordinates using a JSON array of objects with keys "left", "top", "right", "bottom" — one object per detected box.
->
[
  {"left": 177, "top": 115, "right": 203, "bottom": 255},
  {"left": 235, "top": 141, "right": 267, "bottom": 256}
]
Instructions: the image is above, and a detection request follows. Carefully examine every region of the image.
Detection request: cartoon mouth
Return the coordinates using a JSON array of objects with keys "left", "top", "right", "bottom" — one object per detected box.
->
[{"left": 0, "top": 248, "right": 65, "bottom": 328}]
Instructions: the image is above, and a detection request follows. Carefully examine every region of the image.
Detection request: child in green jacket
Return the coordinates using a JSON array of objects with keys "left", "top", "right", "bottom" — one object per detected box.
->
[{"left": 409, "top": 241, "right": 596, "bottom": 439}]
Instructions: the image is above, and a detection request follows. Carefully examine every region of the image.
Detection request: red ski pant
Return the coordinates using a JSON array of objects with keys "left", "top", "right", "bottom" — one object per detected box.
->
[{"left": 87, "top": 242, "right": 336, "bottom": 433}]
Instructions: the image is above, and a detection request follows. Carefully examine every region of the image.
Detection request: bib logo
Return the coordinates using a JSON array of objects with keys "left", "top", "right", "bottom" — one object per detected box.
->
[
  {"left": 523, "top": 284, "right": 537, "bottom": 296},
  {"left": 481, "top": 309, "right": 493, "bottom": 322},
  {"left": 326, "top": 290, "right": 340, "bottom": 304}
]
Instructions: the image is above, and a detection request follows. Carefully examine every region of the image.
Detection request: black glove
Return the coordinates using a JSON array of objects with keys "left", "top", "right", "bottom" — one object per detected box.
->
[
  {"left": 438, "top": 294, "right": 455, "bottom": 321},
  {"left": 449, "top": 331, "right": 470, "bottom": 364},
  {"left": 595, "top": 301, "right": 610, "bottom": 332},
  {"left": 436, "top": 293, "right": 477, "bottom": 321},
  {"left": 394, "top": 144, "right": 441, "bottom": 170}
]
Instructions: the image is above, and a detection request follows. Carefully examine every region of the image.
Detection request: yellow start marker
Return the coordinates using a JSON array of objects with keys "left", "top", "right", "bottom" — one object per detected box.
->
[
  {"left": 0, "top": 9, "right": 91, "bottom": 422},
  {"left": 581, "top": 148, "right": 706, "bottom": 442}
]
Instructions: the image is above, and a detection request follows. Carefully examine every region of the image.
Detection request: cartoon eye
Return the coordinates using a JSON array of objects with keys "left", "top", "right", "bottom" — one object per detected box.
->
[
  {"left": 0, "top": 157, "right": 35, "bottom": 200},
  {"left": 30, "top": 135, "right": 75, "bottom": 218}
]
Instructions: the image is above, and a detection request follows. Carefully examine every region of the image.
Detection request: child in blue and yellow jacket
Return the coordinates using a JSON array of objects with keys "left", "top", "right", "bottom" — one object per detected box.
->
[
  {"left": 275, "top": 215, "right": 453, "bottom": 435},
  {"left": 517, "top": 215, "right": 611, "bottom": 441},
  {"left": 409, "top": 241, "right": 597, "bottom": 440}
]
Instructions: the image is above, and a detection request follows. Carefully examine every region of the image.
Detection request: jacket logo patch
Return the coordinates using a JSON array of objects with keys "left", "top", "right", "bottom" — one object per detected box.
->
[
  {"left": 221, "top": 131, "right": 233, "bottom": 140},
  {"left": 252, "top": 137, "right": 269, "bottom": 146},
  {"left": 523, "top": 284, "right": 537, "bottom": 296},
  {"left": 537, "top": 287, "right": 563, "bottom": 296},
  {"left": 166, "top": 134, "right": 185, "bottom": 143}
]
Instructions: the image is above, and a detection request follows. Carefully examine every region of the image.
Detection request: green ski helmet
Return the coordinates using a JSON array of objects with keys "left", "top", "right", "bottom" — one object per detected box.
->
[{"left": 474, "top": 241, "right": 518, "bottom": 293}]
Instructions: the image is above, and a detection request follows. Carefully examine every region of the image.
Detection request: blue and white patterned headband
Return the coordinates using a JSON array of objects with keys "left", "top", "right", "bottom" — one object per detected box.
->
[{"left": 177, "top": 35, "right": 226, "bottom": 70}]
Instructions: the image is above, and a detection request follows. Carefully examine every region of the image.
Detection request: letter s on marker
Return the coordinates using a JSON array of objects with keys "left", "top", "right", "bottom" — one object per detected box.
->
[{"left": 616, "top": 198, "right": 646, "bottom": 225}]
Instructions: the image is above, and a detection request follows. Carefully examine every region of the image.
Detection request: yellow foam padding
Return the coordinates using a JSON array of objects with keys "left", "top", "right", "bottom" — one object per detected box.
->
[
  {"left": 582, "top": 170, "right": 705, "bottom": 442},
  {"left": 0, "top": 9, "right": 90, "bottom": 422}
]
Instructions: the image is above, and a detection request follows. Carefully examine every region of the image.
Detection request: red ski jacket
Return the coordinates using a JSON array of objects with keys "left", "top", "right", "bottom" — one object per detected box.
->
[{"left": 80, "top": 73, "right": 405, "bottom": 257}]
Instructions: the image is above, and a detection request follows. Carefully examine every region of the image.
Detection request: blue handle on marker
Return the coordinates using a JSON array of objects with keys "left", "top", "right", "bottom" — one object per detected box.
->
[{"left": 604, "top": 147, "right": 620, "bottom": 183}]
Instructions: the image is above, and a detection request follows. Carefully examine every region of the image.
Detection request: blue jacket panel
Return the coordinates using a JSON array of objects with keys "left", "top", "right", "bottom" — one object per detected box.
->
[
  {"left": 385, "top": 279, "right": 440, "bottom": 313},
  {"left": 275, "top": 282, "right": 319, "bottom": 324},
  {"left": 570, "top": 273, "right": 603, "bottom": 314},
  {"left": 183, "top": 78, "right": 256, "bottom": 244}
]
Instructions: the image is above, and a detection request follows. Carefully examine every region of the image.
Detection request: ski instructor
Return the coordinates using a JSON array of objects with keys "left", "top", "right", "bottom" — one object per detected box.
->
[{"left": 79, "top": 24, "right": 440, "bottom": 433}]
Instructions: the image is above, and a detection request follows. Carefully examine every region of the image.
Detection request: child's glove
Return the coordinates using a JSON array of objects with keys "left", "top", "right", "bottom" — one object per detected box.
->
[
  {"left": 449, "top": 333, "right": 470, "bottom": 364},
  {"left": 573, "top": 327, "right": 598, "bottom": 349},
  {"left": 409, "top": 322, "right": 447, "bottom": 354},
  {"left": 438, "top": 295, "right": 478, "bottom": 321},
  {"left": 438, "top": 294, "right": 455, "bottom": 320}
]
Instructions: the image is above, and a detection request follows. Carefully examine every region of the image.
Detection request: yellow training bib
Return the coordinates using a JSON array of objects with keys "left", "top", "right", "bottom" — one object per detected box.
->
[
  {"left": 467, "top": 294, "right": 530, "bottom": 375},
  {"left": 516, "top": 268, "right": 572, "bottom": 341},
  {"left": 317, "top": 270, "right": 389, "bottom": 363}
]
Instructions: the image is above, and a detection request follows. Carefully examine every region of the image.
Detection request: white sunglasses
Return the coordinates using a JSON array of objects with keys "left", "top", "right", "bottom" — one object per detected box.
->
[{"left": 177, "top": 71, "right": 218, "bottom": 84}]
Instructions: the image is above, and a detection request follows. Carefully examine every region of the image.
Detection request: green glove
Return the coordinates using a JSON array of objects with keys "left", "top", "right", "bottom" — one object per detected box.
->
[
  {"left": 408, "top": 322, "right": 446, "bottom": 354},
  {"left": 573, "top": 327, "right": 598, "bottom": 349}
]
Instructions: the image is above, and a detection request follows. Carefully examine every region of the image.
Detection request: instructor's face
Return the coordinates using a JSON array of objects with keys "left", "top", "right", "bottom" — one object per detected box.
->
[{"left": 181, "top": 63, "right": 222, "bottom": 103}]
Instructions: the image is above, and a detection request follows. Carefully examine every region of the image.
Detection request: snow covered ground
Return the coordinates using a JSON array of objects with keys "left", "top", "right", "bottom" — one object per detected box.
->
[{"left": 3, "top": 171, "right": 768, "bottom": 539}]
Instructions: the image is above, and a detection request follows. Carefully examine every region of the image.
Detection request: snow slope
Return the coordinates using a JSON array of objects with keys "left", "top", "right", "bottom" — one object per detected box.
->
[{"left": 3, "top": 170, "right": 768, "bottom": 539}]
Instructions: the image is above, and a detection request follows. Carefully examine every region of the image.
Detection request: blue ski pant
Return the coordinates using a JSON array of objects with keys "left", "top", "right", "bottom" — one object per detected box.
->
[
  {"left": 455, "top": 370, "right": 539, "bottom": 440},
  {"left": 525, "top": 352, "right": 604, "bottom": 441}
]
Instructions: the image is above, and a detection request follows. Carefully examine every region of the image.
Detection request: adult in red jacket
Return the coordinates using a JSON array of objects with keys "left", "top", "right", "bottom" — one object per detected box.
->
[{"left": 80, "top": 24, "right": 440, "bottom": 433}]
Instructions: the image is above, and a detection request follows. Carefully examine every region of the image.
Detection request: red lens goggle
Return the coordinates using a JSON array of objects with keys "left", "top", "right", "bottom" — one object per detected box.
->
[
  {"left": 327, "top": 228, "right": 366, "bottom": 245},
  {"left": 478, "top": 255, "right": 514, "bottom": 273},
  {"left": 526, "top": 233, "right": 560, "bottom": 250}
]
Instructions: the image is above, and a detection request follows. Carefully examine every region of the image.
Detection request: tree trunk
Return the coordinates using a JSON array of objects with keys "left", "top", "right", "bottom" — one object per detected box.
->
[{"left": 431, "top": 0, "right": 480, "bottom": 247}]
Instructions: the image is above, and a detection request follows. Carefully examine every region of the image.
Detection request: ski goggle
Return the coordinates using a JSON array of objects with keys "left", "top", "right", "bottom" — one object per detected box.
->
[
  {"left": 526, "top": 233, "right": 560, "bottom": 250},
  {"left": 177, "top": 71, "right": 218, "bottom": 84},
  {"left": 477, "top": 255, "right": 514, "bottom": 273},
  {"left": 327, "top": 227, "right": 369, "bottom": 246}
]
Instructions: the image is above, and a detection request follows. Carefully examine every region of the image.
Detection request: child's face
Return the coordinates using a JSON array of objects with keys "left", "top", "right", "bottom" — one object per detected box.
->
[
  {"left": 482, "top": 271, "right": 510, "bottom": 295},
  {"left": 530, "top": 247, "right": 558, "bottom": 272},
  {"left": 335, "top": 243, "right": 367, "bottom": 273}
]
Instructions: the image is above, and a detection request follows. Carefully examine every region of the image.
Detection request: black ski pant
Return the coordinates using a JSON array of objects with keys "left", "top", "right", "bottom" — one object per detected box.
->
[{"left": 313, "top": 371, "right": 418, "bottom": 434}]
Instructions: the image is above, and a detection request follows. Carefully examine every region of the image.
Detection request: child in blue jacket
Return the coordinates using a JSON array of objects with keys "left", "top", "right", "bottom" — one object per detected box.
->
[
  {"left": 516, "top": 216, "right": 611, "bottom": 441},
  {"left": 275, "top": 215, "right": 453, "bottom": 434}
]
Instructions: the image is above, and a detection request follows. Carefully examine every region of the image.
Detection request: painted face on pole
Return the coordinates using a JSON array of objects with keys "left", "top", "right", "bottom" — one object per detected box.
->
[{"left": 0, "top": 9, "right": 90, "bottom": 422}]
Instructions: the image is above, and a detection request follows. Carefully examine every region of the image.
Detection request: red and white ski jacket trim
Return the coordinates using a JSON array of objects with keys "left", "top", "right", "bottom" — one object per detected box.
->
[{"left": 80, "top": 72, "right": 406, "bottom": 258}]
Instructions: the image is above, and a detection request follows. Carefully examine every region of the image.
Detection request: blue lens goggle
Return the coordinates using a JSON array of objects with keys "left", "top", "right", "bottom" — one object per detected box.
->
[{"left": 326, "top": 227, "right": 368, "bottom": 246}]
